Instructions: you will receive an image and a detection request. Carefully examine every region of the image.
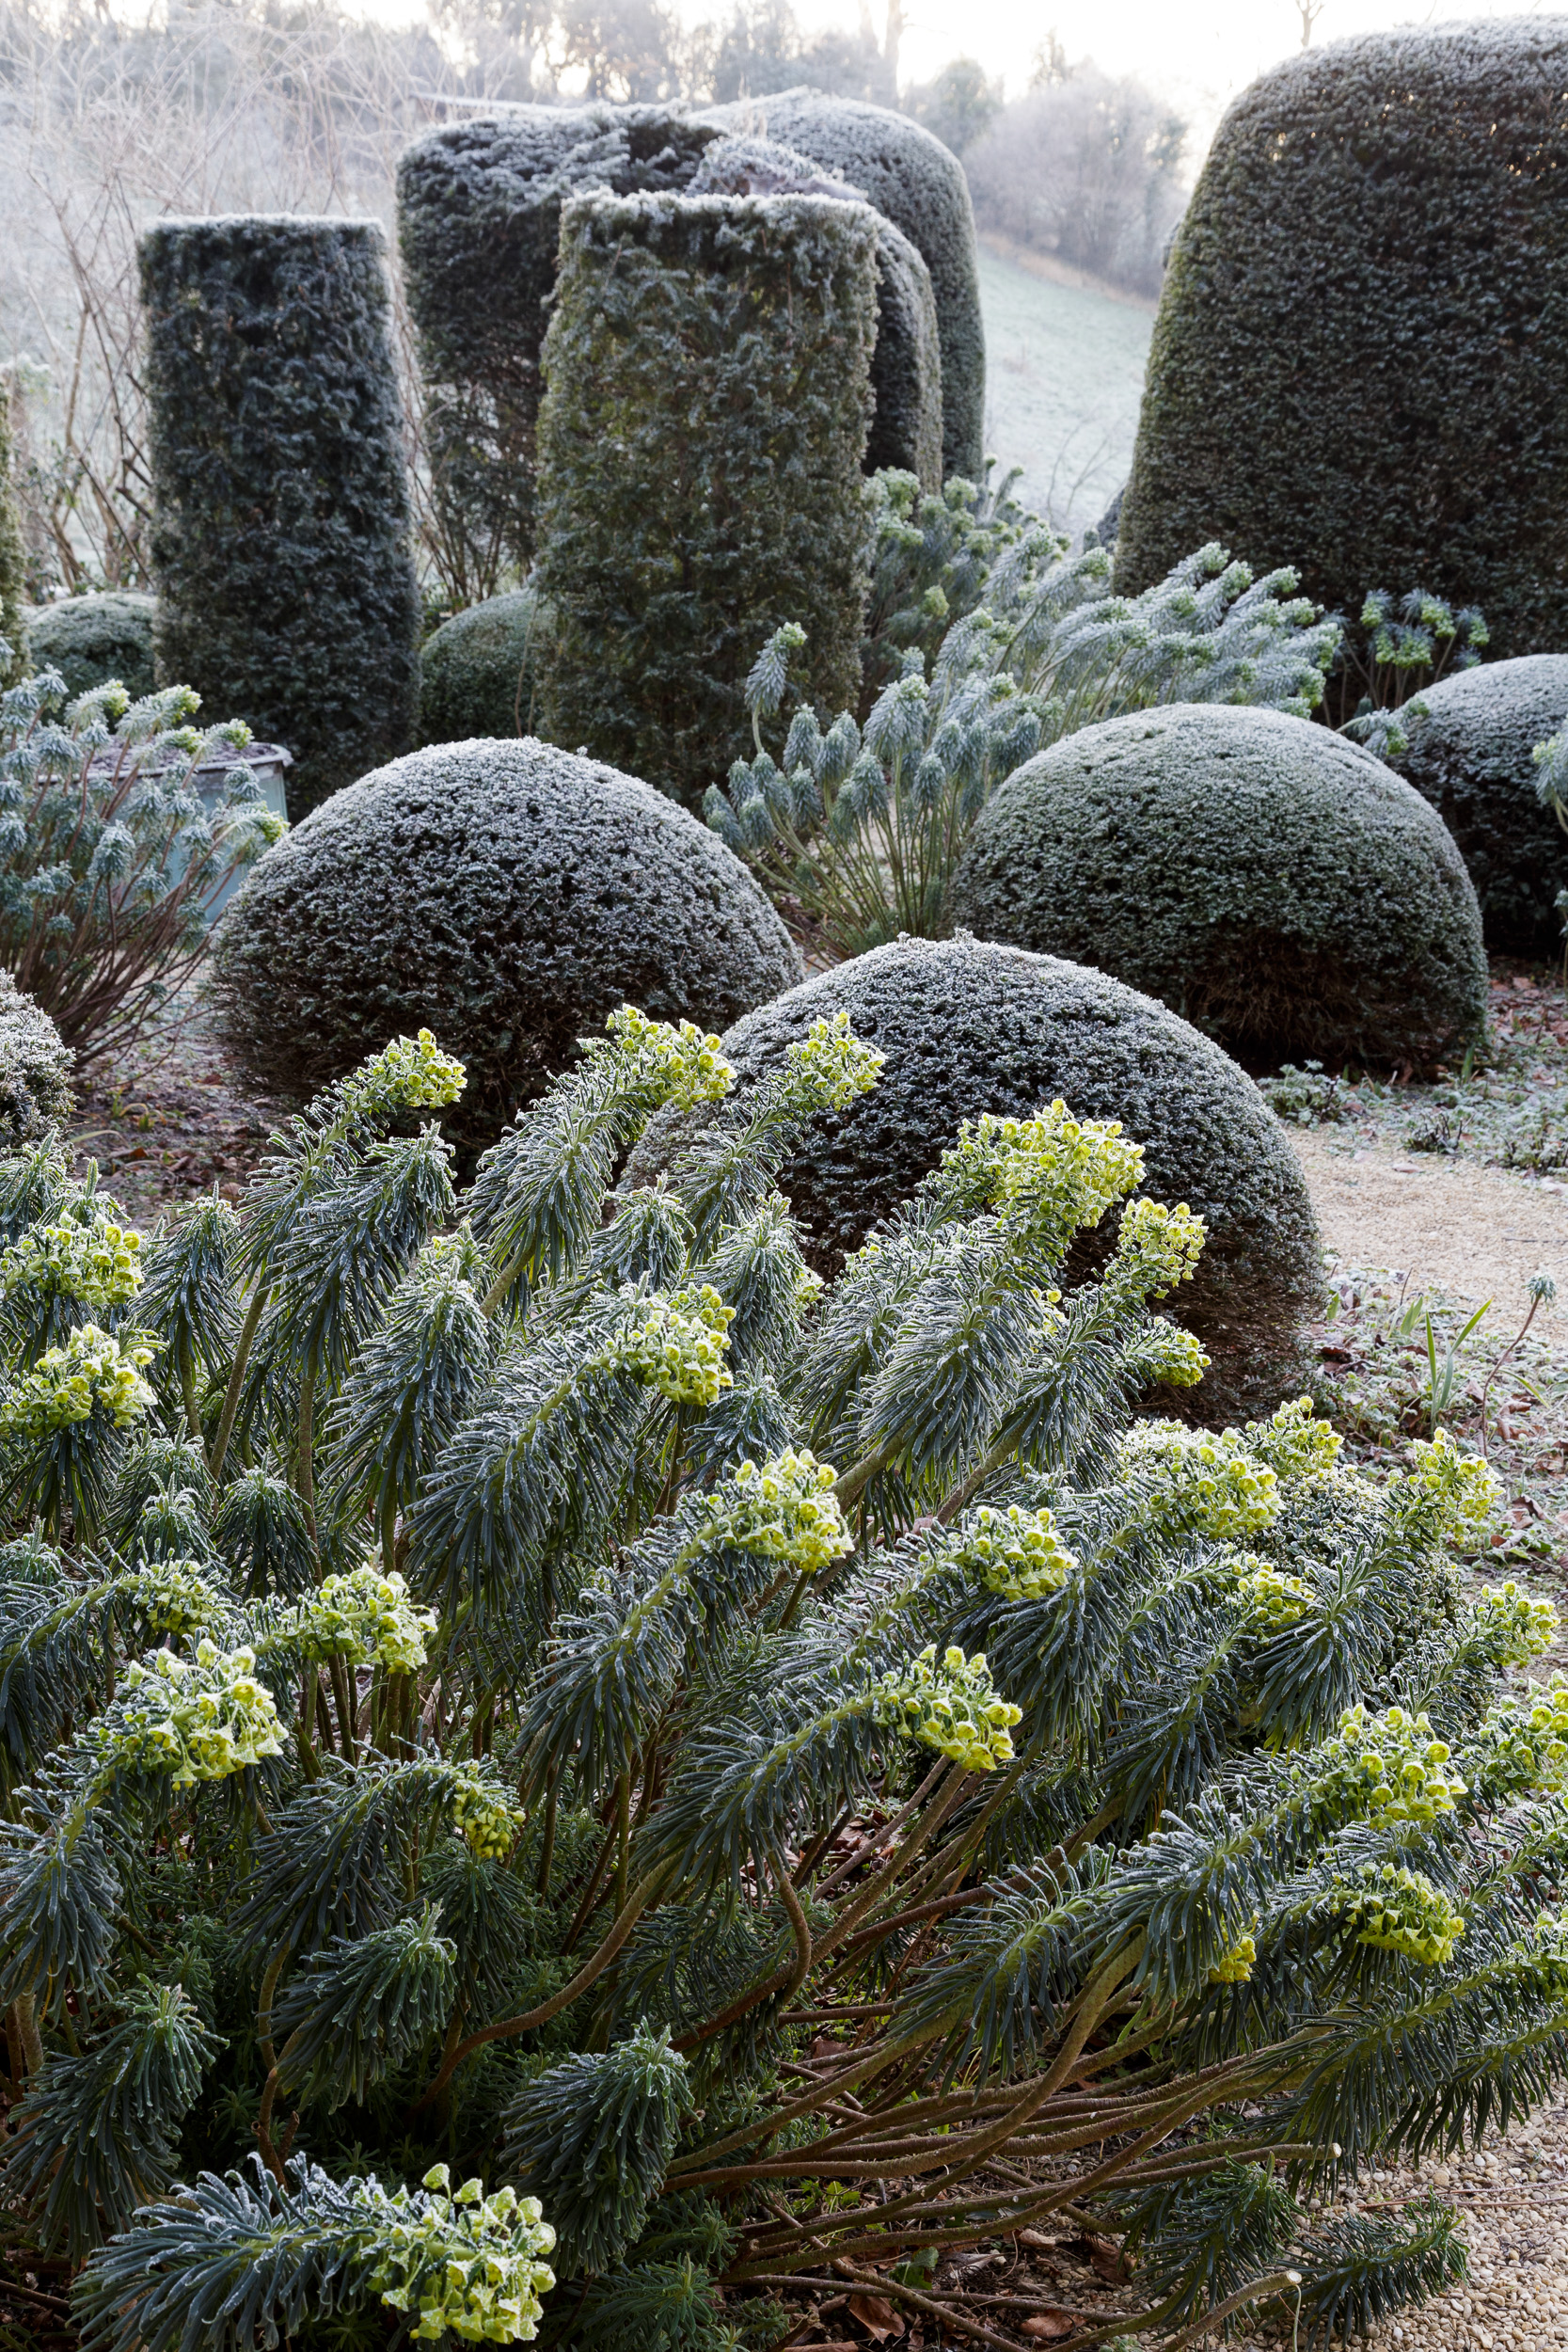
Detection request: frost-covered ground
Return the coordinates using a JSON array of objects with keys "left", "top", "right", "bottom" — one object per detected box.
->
[{"left": 976, "top": 242, "right": 1153, "bottom": 536}]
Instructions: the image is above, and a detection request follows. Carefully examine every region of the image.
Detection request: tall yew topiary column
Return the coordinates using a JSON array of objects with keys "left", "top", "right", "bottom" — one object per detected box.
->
[
  {"left": 0, "top": 386, "right": 27, "bottom": 687},
  {"left": 1115, "top": 23, "right": 1568, "bottom": 660},
  {"left": 534, "top": 190, "right": 879, "bottom": 810},
  {"left": 397, "top": 103, "right": 956, "bottom": 585},
  {"left": 139, "top": 215, "right": 420, "bottom": 818}
]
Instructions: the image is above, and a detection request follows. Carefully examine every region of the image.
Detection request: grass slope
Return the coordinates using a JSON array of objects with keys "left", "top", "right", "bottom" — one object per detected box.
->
[{"left": 975, "top": 242, "right": 1152, "bottom": 533}]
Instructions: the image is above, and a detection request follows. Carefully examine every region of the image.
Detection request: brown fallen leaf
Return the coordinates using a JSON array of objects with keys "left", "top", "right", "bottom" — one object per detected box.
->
[
  {"left": 847, "top": 2290, "right": 904, "bottom": 2340},
  {"left": 1021, "top": 2316, "right": 1075, "bottom": 2343},
  {"left": 1016, "top": 2228, "right": 1065, "bottom": 2251},
  {"left": 1076, "top": 2233, "right": 1129, "bottom": 2284}
]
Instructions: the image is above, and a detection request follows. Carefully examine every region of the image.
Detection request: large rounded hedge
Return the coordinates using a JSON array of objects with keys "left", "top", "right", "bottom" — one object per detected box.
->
[
  {"left": 418, "top": 591, "right": 540, "bottom": 746},
  {"left": 950, "top": 705, "right": 1487, "bottom": 1069},
  {"left": 1394, "top": 656, "right": 1568, "bottom": 952},
  {"left": 25, "top": 592, "right": 157, "bottom": 703},
  {"left": 1115, "top": 23, "right": 1568, "bottom": 660},
  {"left": 705, "top": 89, "right": 985, "bottom": 484},
  {"left": 210, "top": 738, "right": 803, "bottom": 1148},
  {"left": 629, "top": 934, "right": 1321, "bottom": 1414},
  {"left": 0, "top": 973, "right": 71, "bottom": 1151}
]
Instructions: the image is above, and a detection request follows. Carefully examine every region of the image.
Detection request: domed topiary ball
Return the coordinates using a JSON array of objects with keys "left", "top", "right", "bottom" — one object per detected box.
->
[
  {"left": 628, "top": 934, "right": 1322, "bottom": 1415},
  {"left": 25, "top": 592, "right": 157, "bottom": 702},
  {"left": 950, "top": 705, "right": 1487, "bottom": 1070},
  {"left": 419, "top": 591, "right": 540, "bottom": 746},
  {"left": 1393, "top": 657, "right": 1568, "bottom": 952},
  {"left": 211, "top": 738, "right": 803, "bottom": 1148}
]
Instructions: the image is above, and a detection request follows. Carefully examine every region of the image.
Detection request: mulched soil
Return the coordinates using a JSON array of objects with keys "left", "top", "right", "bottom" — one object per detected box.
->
[{"left": 65, "top": 1007, "right": 282, "bottom": 1220}]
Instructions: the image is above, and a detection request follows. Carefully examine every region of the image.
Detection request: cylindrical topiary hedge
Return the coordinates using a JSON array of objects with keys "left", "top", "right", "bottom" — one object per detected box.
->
[
  {"left": 0, "top": 973, "right": 71, "bottom": 1150},
  {"left": 396, "top": 105, "right": 949, "bottom": 579},
  {"left": 397, "top": 106, "right": 717, "bottom": 585},
  {"left": 628, "top": 933, "right": 1322, "bottom": 1415},
  {"left": 534, "top": 190, "right": 878, "bottom": 809},
  {"left": 0, "top": 387, "right": 26, "bottom": 687},
  {"left": 705, "top": 89, "right": 985, "bottom": 485},
  {"left": 210, "top": 737, "right": 803, "bottom": 1150},
  {"left": 689, "top": 133, "right": 942, "bottom": 489},
  {"left": 139, "top": 215, "right": 420, "bottom": 820},
  {"left": 418, "top": 590, "right": 540, "bottom": 747},
  {"left": 1393, "top": 656, "right": 1568, "bottom": 952},
  {"left": 25, "top": 592, "right": 157, "bottom": 703},
  {"left": 950, "top": 704, "right": 1488, "bottom": 1069},
  {"left": 1114, "top": 23, "right": 1568, "bottom": 660}
]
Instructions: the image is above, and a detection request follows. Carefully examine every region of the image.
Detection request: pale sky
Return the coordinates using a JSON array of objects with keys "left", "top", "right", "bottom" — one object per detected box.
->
[
  {"left": 344, "top": 0, "right": 1561, "bottom": 167},
  {"left": 796, "top": 0, "right": 1553, "bottom": 155}
]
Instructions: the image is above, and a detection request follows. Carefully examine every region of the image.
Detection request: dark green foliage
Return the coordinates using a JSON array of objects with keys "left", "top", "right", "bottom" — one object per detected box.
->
[
  {"left": 396, "top": 103, "right": 957, "bottom": 588},
  {"left": 863, "top": 215, "right": 943, "bottom": 486},
  {"left": 689, "top": 134, "right": 942, "bottom": 489},
  {"left": 534, "top": 190, "right": 879, "bottom": 808},
  {"left": 397, "top": 106, "right": 721, "bottom": 589},
  {"left": 3, "top": 1983, "right": 216, "bottom": 2255},
  {"left": 1291, "top": 2196, "right": 1467, "bottom": 2347},
  {"left": 0, "top": 1022, "right": 1556, "bottom": 2352},
  {"left": 1394, "top": 655, "right": 1568, "bottom": 950},
  {"left": 705, "top": 89, "right": 986, "bottom": 483},
  {"left": 138, "top": 215, "right": 420, "bottom": 819},
  {"left": 418, "top": 589, "right": 540, "bottom": 745},
  {"left": 629, "top": 932, "right": 1322, "bottom": 1411},
  {"left": 0, "top": 662, "right": 280, "bottom": 1065},
  {"left": 502, "top": 2024, "right": 692, "bottom": 2273},
  {"left": 1115, "top": 23, "right": 1568, "bottom": 660},
  {"left": 950, "top": 703, "right": 1488, "bottom": 1069},
  {"left": 24, "top": 593, "right": 156, "bottom": 702},
  {"left": 0, "top": 972, "right": 71, "bottom": 1149},
  {"left": 1117, "top": 2160, "right": 1298, "bottom": 2328},
  {"left": 0, "top": 387, "right": 25, "bottom": 687},
  {"left": 210, "top": 739, "right": 801, "bottom": 1147},
  {"left": 271, "top": 1909, "right": 455, "bottom": 2108}
]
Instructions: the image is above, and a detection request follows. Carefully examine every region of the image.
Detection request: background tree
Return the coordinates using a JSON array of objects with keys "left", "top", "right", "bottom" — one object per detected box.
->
[
  {"left": 964, "top": 55, "right": 1187, "bottom": 295},
  {"left": 906, "top": 56, "right": 1002, "bottom": 157}
]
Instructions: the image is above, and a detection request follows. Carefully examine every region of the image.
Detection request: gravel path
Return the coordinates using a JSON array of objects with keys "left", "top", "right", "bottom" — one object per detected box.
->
[{"left": 1291, "top": 1131, "right": 1568, "bottom": 1328}]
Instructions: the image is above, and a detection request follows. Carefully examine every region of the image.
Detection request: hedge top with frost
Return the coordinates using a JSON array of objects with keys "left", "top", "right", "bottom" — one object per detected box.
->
[
  {"left": 1114, "top": 19, "right": 1568, "bottom": 660},
  {"left": 211, "top": 736, "right": 802, "bottom": 1141},
  {"left": 24, "top": 592, "right": 156, "bottom": 704},
  {"left": 0, "top": 973, "right": 71, "bottom": 1152},
  {"left": 1396, "top": 653, "right": 1568, "bottom": 950},
  {"left": 630, "top": 931, "right": 1320, "bottom": 1414},
  {"left": 950, "top": 702, "right": 1488, "bottom": 1068},
  {"left": 702, "top": 87, "right": 985, "bottom": 482}
]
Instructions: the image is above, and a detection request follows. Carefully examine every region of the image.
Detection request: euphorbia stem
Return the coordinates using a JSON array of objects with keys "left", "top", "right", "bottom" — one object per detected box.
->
[
  {"left": 11, "top": 1994, "right": 41, "bottom": 2077},
  {"left": 536, "top": 1767, "right": 559, "bottom": 1897},
  {"left": 410, "top": 1867, "right": 672, "bottom": 2115},
  {"left": 297, "top": 1374, "right": 318, "bottom": 1551},
  {"left": 210, "top": 1281, "right": 267, "bottom": 1481},
  {"left": 613, "top": 1770, "right": 631, "bottom": 1915}
]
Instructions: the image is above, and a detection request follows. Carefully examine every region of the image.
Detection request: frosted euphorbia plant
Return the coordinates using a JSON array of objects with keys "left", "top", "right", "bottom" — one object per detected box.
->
[
  {"left": 707, "top": 476, "right": 1342, "bottom": 954},
  {"left": 0, "top": 1016, "right": 1556, "bottom": 2348},
  {"left": 0, "top": 644, "right": 285, "bottom": 1060}
]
